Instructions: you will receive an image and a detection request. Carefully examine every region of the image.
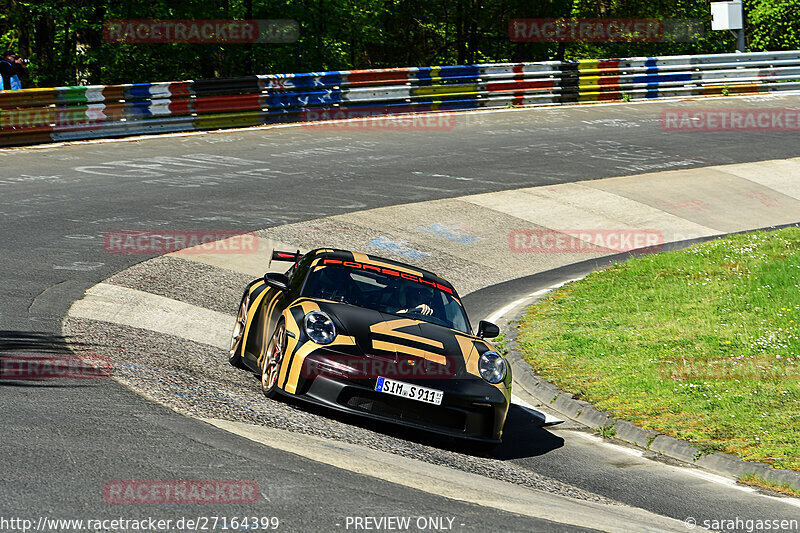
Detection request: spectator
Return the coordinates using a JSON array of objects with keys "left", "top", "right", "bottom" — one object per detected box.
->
[{"left": 0, "top": 50, "right": 27, "bottom": 91}]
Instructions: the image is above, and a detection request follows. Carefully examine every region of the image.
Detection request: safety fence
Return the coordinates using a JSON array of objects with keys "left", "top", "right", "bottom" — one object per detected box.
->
[{"left": 1, "top": 50, "right": 799, "bottom": 147}]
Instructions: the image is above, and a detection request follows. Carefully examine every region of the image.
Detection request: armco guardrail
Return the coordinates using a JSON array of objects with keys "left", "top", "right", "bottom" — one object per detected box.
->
[{"left": 2, "top": 50, "right": 800, "bottom": 147}]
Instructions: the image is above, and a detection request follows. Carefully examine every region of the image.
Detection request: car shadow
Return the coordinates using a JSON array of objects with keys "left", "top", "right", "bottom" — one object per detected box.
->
[
  {"left": 491, "top": 403, "right": 565, "bottom": 460},
  {"left": 270, "top": 382, "right": 563, "bottom": 460}
]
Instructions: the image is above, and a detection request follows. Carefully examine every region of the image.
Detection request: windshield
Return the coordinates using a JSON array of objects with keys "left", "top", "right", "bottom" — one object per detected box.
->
[{"left": 302, "top": 263, "right": 471, "bottom": 333}]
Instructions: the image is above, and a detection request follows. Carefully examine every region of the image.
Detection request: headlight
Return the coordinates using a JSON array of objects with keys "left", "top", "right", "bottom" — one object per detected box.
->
[
  {"left": 304, "top": 311, "right": 336, "bottom": 345},
  {"left": 478, "top": 351, "right": 506, "bottom": 384}
]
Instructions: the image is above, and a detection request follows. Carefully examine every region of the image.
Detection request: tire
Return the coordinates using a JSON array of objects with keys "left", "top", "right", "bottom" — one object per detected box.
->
[
  {"left": 228, "top": 295, "right": 249, "bottom": 370},
  {"left": 261, "top": 320, "right": 286, "bottom": 399}
]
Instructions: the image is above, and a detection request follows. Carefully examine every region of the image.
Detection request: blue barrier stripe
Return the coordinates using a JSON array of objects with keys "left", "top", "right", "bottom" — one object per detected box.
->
[
  {"left": 126, "top": 83, "right": 155, "bottom": 100},
  {"left": 631, "top": 73, "right": 692, "bottom": 84},
  {"left": 261, "top": 73, "right": 343, "bottom": 89},
  {"left": 262, "top": 89, "right": 343, "bottom": 108},
  {"left": 126, "top": 100, "right": 154, "bottom": 117}
]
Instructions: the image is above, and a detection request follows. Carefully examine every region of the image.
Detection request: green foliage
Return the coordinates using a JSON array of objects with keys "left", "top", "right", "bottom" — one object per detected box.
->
[
  {"left": 598, "top": 422, "right": 616, "bottom": 438},
  {"left": 1, "top": 0, "right": 798, "bottom": 87},
  {"left": 748, "top": 0, "right": 800, "bottom": 51}
]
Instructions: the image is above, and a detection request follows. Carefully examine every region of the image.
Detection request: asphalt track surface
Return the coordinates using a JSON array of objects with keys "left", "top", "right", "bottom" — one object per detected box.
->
[{"left": 3, "top": 94, "right": 800, "bottom": 531}]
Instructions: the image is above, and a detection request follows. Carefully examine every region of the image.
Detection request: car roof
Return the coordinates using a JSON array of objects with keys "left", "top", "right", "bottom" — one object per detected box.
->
[{"left": 307, "top": 248, "right": 457, "bottom": 292}]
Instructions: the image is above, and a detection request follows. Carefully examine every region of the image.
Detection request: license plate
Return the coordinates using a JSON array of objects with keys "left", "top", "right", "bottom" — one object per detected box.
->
[{"left": 375, "top": 377, "right": 443, "bottom": 406}]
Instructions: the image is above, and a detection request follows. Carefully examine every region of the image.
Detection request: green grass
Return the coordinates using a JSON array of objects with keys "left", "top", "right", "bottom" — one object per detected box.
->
[
  {"left": 493, "top": 331, "right": 509, "bottom": 356},
  {"left": 598, "top": 422, "right": 617, "bottom": 439},
  {"left": 739, "top": 473, "right": 800, "bottom": 497},
  {"left": 517, "top": 228, "right": 800, "bottom": 470}
]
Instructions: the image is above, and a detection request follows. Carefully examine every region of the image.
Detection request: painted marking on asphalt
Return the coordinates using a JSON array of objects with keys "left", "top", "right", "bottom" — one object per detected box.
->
[
  {"left": 367, "top": 237, "right": 430, "bottom": 260},
  {"left": 412, "top": 171, "right": 473, "bottom": 181},
  {"left": 417, "top": 223, "right": 482, "bottom": 245},
  {"left": 676, "top": 462, "right": 800, "bottom": 509},
  {"left": 573, "top": 431, "right": 646, "bottom": 459},
  {"left": 485, "top": 277, "right": 587, "bottom": 324},
  {"left": 485, "top": 297, "right": 528, "bottom": 324},
  {"left": 53, "top": 261, "right": 105, "bottom": 271},
  {"left": 204, "top": 417, "right": 689, "bottom": 532}
]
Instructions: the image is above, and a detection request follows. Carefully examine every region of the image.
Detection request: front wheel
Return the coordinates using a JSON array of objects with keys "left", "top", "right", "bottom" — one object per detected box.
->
[{"left": 261, "top": 320, "right": 286, "bottom": 399}]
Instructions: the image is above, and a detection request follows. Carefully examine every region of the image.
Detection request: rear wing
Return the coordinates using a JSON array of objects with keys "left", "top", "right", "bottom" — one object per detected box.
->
[{"left": 269, "top": 250, "right": 302, "bottom": 267}]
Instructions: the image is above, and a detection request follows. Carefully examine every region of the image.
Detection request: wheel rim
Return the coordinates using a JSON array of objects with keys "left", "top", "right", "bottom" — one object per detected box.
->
[
  {"left": 262, "top": 324, "right": 285, "bottom": 392},
  {"left": 229, "top": 298, "right": 248, "bottom": 357}
]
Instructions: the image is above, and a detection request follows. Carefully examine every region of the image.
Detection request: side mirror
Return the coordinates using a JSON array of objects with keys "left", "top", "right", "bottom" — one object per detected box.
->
[
  {"left": 477, "top": 320, "right": 500, "bottom": 339},
  {"left": 264, "top": 272, "right": 289, "bottom": 292}
]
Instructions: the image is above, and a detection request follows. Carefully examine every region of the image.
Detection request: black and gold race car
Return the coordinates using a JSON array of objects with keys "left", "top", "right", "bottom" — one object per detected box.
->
[{"left": 228, "top": 248, "right": 511, "bottom": 442}]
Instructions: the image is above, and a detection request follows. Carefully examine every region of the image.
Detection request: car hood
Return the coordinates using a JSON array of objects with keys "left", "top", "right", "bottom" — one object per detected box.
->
[{"left": 316, "top": 301, "right": 481, "bottom": 376}]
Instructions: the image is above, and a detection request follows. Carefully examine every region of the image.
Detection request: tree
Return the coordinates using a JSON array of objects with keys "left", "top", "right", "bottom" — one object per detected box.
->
[{"left": 0, "top": 0, "right": 798, "bottom": 88}]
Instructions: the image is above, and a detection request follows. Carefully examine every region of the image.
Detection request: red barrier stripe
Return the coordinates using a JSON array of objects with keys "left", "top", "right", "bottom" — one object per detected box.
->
[
  {"left": 97, "top": 102, "right": 126, "bottom": 121},
  {"left": 193, "top": 94, "right": 261, "bottom": 114},
  {"left": 598, "top": 91, "right": 622, "bottom": 101},
  {"left": 486, "top": 80, "right": 555, "bottom": 92},
  {"left": 345, "top": 68, "right": 412, "bottom": 86},
  {"left": 168, "top": 98, "right": 194, "bottom": 115},
  {"left": 596, "top": 59, "right": 621, "bottom": 70},
  {"left": 511, "top": 64, "right": 526, "bottom": 106},
  {"left": 101, "top": 86, "right": 126, "bottom": 102},
  {"left": 168, "top": 81, "right": 193, "bottom": 97},
  {"left": 597, "top": 76, "right": 621, "bottom": 89}
]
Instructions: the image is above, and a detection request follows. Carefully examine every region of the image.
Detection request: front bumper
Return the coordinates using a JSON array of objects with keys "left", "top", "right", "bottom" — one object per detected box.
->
[{"left": 289, "top": 353, "right": 510, "bottom": 442}]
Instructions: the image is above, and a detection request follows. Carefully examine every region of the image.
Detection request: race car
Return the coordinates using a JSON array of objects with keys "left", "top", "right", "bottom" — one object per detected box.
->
[{"left": 228, "top": 248, "right": 511, "bottom": 443}]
